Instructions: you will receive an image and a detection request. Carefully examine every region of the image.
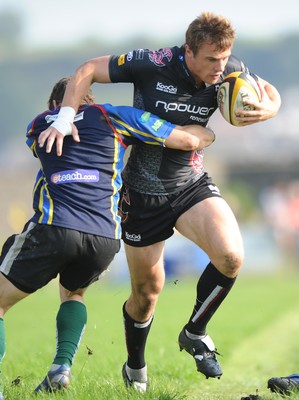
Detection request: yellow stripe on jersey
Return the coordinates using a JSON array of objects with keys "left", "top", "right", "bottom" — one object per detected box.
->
[
  {"left": 110, "top": 117, "right": 166, "bottom": 144},
  {"left": 37, "top": 174, "right": 54, "bottom": 225},
  {"left": 110, "top": 133, "right": 121, "bottom": 238}
]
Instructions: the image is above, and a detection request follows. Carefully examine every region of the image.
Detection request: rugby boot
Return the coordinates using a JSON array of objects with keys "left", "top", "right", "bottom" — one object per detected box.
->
[
  {"left": 268, "top": 374, "right": 299, "bottom": 395},
  {"left": 122, "top": 362, "right": 148, "bottom": 393},
  {"left": 34, "top": 364, "right": 71, "bottom": 393},
  {"left": 178, "top": 329, "right": 222, "bottom": 379}
]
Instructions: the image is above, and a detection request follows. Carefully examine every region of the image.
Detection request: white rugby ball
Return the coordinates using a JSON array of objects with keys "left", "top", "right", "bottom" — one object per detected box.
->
[{"left": 217, "top": 71, "right": 261, "bottom": 126}]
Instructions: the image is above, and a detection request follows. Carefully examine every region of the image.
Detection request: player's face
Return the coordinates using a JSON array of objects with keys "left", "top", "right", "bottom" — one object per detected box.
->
[{"left": 185, "top": 42, "right": 232, "bottom": 86}]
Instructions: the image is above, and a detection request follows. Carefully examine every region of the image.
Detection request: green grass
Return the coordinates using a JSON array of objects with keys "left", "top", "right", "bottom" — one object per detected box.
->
[{"left": 3, "top": 271, "right": 299, "bottom": 399}]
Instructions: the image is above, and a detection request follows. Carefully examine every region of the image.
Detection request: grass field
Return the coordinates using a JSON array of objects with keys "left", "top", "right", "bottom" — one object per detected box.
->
[{"left": 3, "top": 271, "right": 299, "bottom": 399}]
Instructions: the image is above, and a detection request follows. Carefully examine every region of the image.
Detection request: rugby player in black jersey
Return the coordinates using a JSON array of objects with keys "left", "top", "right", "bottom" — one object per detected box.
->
[
  {"left": 39, "top": 12, "right": 281, "bottom": 392},
  {"left": 0, "top": 77, "right": 214, "bottom": 397}
]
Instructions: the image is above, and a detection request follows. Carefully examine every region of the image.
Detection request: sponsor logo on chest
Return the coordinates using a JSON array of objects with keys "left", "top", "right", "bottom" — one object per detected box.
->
[
  {"left": 156, "top": 82, "right": 178, "bottom": 94},
  {"left": 155, "top": 100, "right": 215, "bottom": 116}
]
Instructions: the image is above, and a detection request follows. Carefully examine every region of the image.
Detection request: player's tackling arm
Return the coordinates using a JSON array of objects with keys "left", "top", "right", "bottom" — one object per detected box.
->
[
  {"left": 165, "top": 125, "right": 215, "bottom": 150},
  {"left": 38, "top": 56, "right": 111, "bottom": 155}
]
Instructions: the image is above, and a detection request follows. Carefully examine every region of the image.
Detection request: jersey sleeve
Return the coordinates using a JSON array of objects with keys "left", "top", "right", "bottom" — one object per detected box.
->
[
  {"left": 102, "top": 103, "right": 175, "bottom": 146},
  {"left": 26, "top": 110, "right": 56, "bottom": 155},
  {"left": 26, "top": 119, "right": 35, "bottom": 147},
  {"left": 109, "top": 47, "right": 178, "bottom": 83},
  {"left": 109, "top": 50, "right": 154, "bottom": 82},
  {"left": 26, "top": 115, "right": 42, "bottom": 153}
]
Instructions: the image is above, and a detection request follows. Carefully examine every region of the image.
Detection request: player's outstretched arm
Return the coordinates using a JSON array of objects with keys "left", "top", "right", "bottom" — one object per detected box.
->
[{"left": 165, "top": 125, "right": 215, "bottom": 150}]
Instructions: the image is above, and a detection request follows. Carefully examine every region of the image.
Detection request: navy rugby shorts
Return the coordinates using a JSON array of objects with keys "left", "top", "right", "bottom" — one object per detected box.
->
[
  {"left": 119, "top": 172, "right": 222, "bottom": 247},
  {"left": 0, "top": 222, "right": 120, "bottom": 293}
]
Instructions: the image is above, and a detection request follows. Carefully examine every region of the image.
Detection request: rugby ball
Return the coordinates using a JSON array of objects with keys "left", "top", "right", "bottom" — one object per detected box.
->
[{"left": 217, "top": 71, "right": 261, "bottom": 126}]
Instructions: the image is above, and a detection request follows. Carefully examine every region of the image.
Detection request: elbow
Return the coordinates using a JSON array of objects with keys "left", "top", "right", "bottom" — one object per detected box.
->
[
  {"left": 75, "top": 59, "right": 99, "bottom": 84},
  {"left": 185, "top": 136, "right": 200, "bottom": 150}
]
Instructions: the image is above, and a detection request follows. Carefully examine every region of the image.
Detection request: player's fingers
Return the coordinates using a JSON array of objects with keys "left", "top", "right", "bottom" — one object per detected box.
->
[
  {"left": 234, "top": 108, "right": 257, "bottom": 116},
  {"left": 56, "top": 136, "right": 64, "bottom": 156},
  {"left": 45, "top": 135, "right": 56, "bottom": 153},
  {"left": 71, "top": 123, "right": 80, "bottom": 142},
  {"left": 235, "top": 114, "right": 263, "bottom": 124},
  {"left": 38, "top": 128, "right": 51, "bottom": 147}
]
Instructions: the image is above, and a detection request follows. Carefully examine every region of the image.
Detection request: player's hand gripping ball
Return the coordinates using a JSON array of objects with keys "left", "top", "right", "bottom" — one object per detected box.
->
[{"left": 217, "top": 71, "right": 261, "bottom": 126}]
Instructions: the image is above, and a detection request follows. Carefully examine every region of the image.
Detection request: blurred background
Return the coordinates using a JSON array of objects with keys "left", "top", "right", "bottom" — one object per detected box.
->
[{"left": 0, "top": 0, "right": 298, "bottom": 282}]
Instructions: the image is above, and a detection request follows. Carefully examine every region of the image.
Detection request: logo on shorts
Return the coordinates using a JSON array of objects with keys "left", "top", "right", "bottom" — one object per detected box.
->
[
  {"left": 125, "top": 232, "right": 141, "bottom": 242},
  {"left": 208, "top": 184, "right": 221, "bottom": 195}
]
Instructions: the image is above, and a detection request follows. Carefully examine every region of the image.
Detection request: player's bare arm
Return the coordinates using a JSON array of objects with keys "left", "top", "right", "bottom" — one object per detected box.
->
[
  {"left": 165, "top": 125, "right": 215, "bottom": 150},
  {"left": 235, "top": 78, "right": 281, "bottom": 126},
  {"left": 38, "top": 56, "right": 111, "bottom": 155},
  {"left": 61, "top": 56, "right": 112, "bottom": 109}
]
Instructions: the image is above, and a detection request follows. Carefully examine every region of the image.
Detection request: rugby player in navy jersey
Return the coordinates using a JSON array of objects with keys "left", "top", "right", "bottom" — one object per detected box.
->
[
  {"left": 38, "top": 12, "right": 281, "bottom": 392},
  {"left": 0, "top": 77, "right": 215, "bottom": 397}
]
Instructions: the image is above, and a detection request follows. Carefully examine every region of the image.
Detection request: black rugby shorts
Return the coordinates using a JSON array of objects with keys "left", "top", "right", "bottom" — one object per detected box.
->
[
  {"left": 119, "top": 172, "right": 221, "bottom": 247},
  {"left": 0, "top": 222, "right": 120, "bottom": 293}
]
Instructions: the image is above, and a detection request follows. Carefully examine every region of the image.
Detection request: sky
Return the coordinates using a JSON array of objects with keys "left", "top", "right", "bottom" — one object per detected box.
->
[{"left": 0, "top": 0, "right": 298, "bottom": 49}]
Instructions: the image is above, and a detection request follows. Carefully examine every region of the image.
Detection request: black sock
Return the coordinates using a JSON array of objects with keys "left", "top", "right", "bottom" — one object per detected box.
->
[
  {"left": 185, "top": 262, "right": 236, "bottom": 336},
  {"left": 123, "top": 303, "right": 153, "bottom": 369}
]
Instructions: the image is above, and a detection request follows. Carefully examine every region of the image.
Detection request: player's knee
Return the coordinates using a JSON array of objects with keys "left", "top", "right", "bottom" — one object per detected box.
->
[
  {"left": 0, "top": 305, "right": 9, "bottom": 317},
  {"left": 134, "top": 284, "right": 162, "bottom": 314},
  {"left": 223, "top": 250, "right": 244, "bottom": 276},
  {"left": 213, "top": 249, "right": 244, "bottom": 277},
  {"left": 138, "top": 297, "right": 156, "bottom": 316},
  {"left": 60, "top": 285, "right": 85, "bottom": 302}
]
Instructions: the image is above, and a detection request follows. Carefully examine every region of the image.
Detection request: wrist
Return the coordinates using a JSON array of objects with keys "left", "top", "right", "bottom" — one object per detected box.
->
[
  {"left": 58, "top": 106, "right": 76, "bottom": 121},
  {"left": 52, "top": 106, "right": 76, "bottom": 136},
  {"left": 51, "top": 118, "right": 72, "bottom": 136}
]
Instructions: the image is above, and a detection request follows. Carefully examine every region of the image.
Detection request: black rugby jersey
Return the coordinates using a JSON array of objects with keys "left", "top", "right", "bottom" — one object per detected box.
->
[
  {"left": 26, "top": 104, "right": 174, "bottom": 238},
  {"left": 109, "top": 45, "right": 249, "bottom": 195}
]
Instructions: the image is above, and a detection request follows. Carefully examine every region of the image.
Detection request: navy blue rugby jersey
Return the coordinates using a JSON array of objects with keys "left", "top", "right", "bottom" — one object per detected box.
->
[
  {"left": 26, "top": 104, "right": 174, "bottom": 238},
  {"left": 109, "top": 45, "right": 250, "bottom": 195}
]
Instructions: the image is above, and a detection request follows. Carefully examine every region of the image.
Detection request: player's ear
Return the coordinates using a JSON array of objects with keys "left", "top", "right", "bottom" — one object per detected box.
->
[
  {"left": 185, "top": 43, "right": 191, "bottom": 53},
  {"left": 185, "top": 43, "right": 195, "bottom": 59}
]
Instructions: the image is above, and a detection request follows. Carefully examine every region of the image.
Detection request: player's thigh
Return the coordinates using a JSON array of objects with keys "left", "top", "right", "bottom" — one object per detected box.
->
[
  {"left": 175, "top": 196, "right": 243, "bottom": 258},
  {"left": 60, "top": 234, "right": 120, "bottom": 292},
  {"left": 59, "top": 283, "right": 87, "bottom": 303},
  {"left": 0, "top": 223, "right": 67, "bottom": 293},
  {"left": 0, "top": 273, "right": 29, "bottom": 315},
  {"left": 124, "top": 241, "right": 165, "bottom": 288}
]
